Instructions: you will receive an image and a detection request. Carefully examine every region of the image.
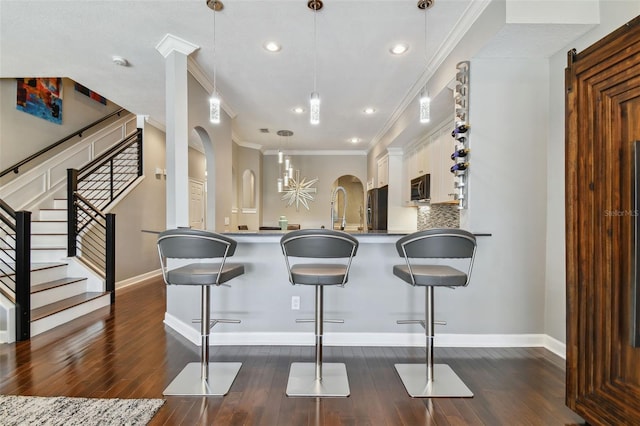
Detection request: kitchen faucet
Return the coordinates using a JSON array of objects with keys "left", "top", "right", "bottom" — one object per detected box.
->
[{"left": 330, "top": 186, "right": 347, "bottom": 230}]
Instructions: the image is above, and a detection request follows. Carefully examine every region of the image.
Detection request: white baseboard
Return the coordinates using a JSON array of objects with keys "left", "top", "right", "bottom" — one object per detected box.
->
[
  {"left": 543, "top": 334, "right": 567, "bottom": 359},
  {"left": 163, "top": 313, "right": 567, "bottom": 359},
  {"left": 116, "top": 269, "right": 162, "bottom": 290}
]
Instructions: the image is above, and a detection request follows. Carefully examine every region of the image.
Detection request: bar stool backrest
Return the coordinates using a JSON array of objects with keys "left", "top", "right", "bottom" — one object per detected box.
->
[
  {"left": 396, "top": 228, "right": 475, "bottom": 259},
  {"left": 281, "top": 229, "right": 358, "bottom": 259},
  {"left": 396, "top": 228, "right": 477, "bottom": 287},
  {"left": 158, "top": 228, "right": 237, "bottom": 259}
]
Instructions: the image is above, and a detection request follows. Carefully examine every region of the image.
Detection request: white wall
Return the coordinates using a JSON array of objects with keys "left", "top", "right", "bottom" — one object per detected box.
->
[{"left": 545, "top": 2, "right": 640, "bottom": 343}]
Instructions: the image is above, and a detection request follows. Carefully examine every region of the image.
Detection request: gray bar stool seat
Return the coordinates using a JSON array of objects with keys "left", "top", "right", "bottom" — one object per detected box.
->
[
  {"left": 280, "top": 229, "right": 359, "bottom": 397},
  {"left": 157, "top": 228, "right": 244, "bottom": 396},
  {"left": 393, "top": 228, "right": 477, "bottom": 398}
]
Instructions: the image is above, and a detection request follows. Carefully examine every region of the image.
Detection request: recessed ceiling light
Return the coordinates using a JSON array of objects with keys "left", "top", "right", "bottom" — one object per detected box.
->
[
  {"left": 263, "top": 41, "right": 281, "bottom": 52},
  {"left": 292, "top": 106, "right": 305, "bottom": 114},
  {"left": 363, "top": 107, "right": 376, "bottom": 114},
  {"left": 389, "top": 43, "right": 409, "bottom": 55},
  {"left": 349, "top": 137, "right": 360, "bottom": 144}
]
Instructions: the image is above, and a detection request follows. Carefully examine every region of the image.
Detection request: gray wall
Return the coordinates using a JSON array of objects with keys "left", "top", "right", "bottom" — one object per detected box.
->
[
  {"left": 544, "top": 2, "right": 640, "bottom": 343},
  {"left": 186, "top": 73, "right": 233, "bottom": 232},
  {"left": 235, "top": 145, "right": 262, "bottom": 231},
  {"left": 261, "top": 153, "right": 367, "bottom": 229},
  {"left": 461, "top": 57, "right": 549, "bottom": 334},
  {"left": 110, "top": 122, "right": 166, "bottom": 282},
  {"left": 0, "top": 77, "right": 121, "bottom": 172}
]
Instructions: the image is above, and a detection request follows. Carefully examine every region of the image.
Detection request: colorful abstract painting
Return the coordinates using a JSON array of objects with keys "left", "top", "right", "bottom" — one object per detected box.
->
[
  {"left": 74, "top": 82, "right": 107, "bottom": 105},
  {"left": 16, "top": 78, "right": 63, "bottom": 124}
]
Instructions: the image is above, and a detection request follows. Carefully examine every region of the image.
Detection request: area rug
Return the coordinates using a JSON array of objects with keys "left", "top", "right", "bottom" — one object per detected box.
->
[{"left": 0, "top": 395, "right": 164, "bottom": 426}]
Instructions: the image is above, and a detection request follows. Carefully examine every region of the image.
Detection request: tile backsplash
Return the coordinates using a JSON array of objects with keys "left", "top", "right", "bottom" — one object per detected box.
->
[{"left": 417, "top": 204, "right": 460, "bottom": 230}]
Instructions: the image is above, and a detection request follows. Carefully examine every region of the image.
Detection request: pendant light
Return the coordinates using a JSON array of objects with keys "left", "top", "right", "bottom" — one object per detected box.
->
[
  {"left": 308, "top": 0, "right": 323, "bottom": 125},
  {"left": 418, "top": 0, "right": 434, "bottom": 124},
  {"left": 207, "top": 0, "right": 223, "bottom": 124},
  {"left": 277, "top": 130, "right": 294, "bottom": 192}
]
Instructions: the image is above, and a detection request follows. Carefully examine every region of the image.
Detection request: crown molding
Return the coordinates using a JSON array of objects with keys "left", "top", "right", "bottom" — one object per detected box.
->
[
  {"left": 144, "top": 116, "right": 166, "bottom": 132},
  {"left": 236, "top": 141, "right": 263, "bottom": 151},
  {"left": 369, "top": 0, "right": 491, "bottom": 149},
  {"left": 155, "top": 33, "right": 199, "bottom": 58},
  {"left": 262, "top": 149, "right": 367, "bottom": 156},
  {"left": 188, "top": 56, "right": 237, "bottom": 119}
]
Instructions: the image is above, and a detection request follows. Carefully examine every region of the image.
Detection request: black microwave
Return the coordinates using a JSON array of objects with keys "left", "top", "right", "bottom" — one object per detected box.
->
[{"left": 410, "top": 174, "right": 430, "bottom": 201}]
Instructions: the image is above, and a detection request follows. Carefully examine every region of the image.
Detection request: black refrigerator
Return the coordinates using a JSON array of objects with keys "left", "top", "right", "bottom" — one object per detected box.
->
[{"left": 366, "top": 185, "right": 388, "bottom": 231}]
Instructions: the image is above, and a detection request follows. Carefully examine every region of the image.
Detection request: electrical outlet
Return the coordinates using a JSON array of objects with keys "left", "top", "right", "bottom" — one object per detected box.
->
[
  {"left": 224, "top": 217, "right": 230, "bottom": 225},
  {"left": 291, "top": 296, "right": 300, "bottom": 310}
]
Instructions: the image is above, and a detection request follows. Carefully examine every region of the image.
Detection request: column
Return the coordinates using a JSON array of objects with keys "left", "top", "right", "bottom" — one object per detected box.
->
[{"left": 155, "top": 34, "right": 199, "bottom": 229}]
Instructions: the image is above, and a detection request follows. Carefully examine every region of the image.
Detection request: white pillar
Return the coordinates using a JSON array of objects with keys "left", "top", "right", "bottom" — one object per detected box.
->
[{"left": 156, "top": 34, "right": 199, "bottom": 229}]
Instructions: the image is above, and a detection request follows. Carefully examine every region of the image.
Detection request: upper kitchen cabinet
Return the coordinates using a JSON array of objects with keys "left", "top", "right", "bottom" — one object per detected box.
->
[
  {"left": 430, "top": 127, "right": 456, "bottom": 204},
  {"left": 404, "top": 124, "right": 456, "bottom": 204}
]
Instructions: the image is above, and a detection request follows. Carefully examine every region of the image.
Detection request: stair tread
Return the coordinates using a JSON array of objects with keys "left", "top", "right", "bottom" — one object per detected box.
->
[
  {"left": 31, "top": 292, "right": 108, "bottom": 321},
  {"left": 31, "top": 277, "right": 86, "bottom": 294},
  {"left": 0, "top": 262, "right": 67, "bottom": 278},
  {"left": 31, "top": 247, "right": 66, "bottom": 250}
]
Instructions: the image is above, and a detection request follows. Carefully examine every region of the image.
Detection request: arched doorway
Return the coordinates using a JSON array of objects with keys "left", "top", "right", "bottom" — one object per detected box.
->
[
  {"left": 330, "top": 175, "right": 365, "bottom": 231},
  {"left": 191, "top": 126, "right": 216, "bottom": 231}
]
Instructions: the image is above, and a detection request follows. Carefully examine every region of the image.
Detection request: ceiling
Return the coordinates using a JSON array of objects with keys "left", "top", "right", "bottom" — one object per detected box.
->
[{"left": 0, "top": 0, "right": 596, "bottom": 153}]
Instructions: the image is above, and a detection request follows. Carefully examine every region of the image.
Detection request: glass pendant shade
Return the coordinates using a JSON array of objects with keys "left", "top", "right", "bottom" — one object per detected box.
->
[
  {"left": 310, "top": 91, "right": 320, "bottom": 125},
  {"left": 209, "top": 93, "right": 221, "bottom": 124},
  {"left": 285, "top": 157, "right": 290, "bottom": 170},
  {"left": 419, "top": 92, "right": 431, "bottom": 123},
  {"left": 283, "top": 173, "right": 289, "bottom": 187},
  {"left": 277, "top": 177, "right": 283, "bottom": 193},
  {"left": 278, "top": 150, "right": 283, "bottom": 164}
]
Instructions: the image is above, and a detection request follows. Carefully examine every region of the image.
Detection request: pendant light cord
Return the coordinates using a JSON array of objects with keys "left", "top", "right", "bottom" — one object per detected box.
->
[
  {"left": 423, "top": 3, "right": 428, "bottom": 63},
  {"left": 213, "top": 5, "right": 217, "bottom": 93},
  {"left": 313, "top": 8, "right": 317, "bottom": 92}
]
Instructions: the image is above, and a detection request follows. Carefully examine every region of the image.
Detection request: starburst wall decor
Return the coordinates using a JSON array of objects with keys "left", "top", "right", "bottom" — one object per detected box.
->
[{"left": 281, "top": 171, "right": 318, "bottom": 211}]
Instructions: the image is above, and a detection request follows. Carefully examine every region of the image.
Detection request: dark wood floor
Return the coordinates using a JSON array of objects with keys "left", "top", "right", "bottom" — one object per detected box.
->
[{"left": 0, "top": 278, "right": 585, "bottom": 425}]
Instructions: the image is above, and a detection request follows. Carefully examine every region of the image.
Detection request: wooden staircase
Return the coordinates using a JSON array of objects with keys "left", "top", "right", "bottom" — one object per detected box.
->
[{"left": 0, "top": 198, "right": 110, "bottom": 340}]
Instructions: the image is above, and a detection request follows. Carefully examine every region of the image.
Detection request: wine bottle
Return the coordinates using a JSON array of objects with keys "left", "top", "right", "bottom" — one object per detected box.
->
[
  {"left": 454, "top": 136, "right": 467, "bottom": 144},
  {"left": 450, "top": 148, "right": 470, "bottom": 160},
  {"left": 451, "top": 123, "right": 470, "bottom": 137},
  {"left": 450, "top": 162, "right": 469, "bottom": 173}
]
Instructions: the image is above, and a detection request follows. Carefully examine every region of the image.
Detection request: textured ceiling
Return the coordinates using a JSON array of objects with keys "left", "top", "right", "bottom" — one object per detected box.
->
[{"left": 0, "top": 0, "right": 595, "bottom": 152}]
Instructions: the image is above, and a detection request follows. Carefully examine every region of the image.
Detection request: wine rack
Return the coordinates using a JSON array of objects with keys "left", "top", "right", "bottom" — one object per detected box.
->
[{"left": 452, "top": 61, "right": 470, "bottom": 209}]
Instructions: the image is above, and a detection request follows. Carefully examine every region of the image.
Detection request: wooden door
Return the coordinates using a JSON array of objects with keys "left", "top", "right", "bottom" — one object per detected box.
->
[
  {"left": 566, "top": 16, "right": 640, "bottom": 424},
  {"left": 189, "top": 179, "right": 205, "bottom": 230}
]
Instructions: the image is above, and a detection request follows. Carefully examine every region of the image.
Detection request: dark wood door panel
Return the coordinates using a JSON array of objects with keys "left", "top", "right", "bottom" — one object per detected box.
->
[{"left": 566, "top": 15, "right": 640, "bottom": 425}]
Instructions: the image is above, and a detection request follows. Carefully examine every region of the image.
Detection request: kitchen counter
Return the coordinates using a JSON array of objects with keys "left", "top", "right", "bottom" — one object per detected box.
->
[{"left": 221, "top": 229, "right": 491, "bottom": 243}]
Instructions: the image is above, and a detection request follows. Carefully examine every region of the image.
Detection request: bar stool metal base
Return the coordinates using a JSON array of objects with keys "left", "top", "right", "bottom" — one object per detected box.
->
[
  {"left": 394, "top": 363, "right": 473, "bottom": 398},
  {"left": 163, "top": 362, "right": 242, "bottom": 396},
  {"left": 286, "top": 362, "right": 350, "bottom": 397}
]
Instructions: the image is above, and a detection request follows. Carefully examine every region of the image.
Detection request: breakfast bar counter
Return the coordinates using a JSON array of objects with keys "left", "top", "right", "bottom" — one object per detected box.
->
[{"left": 163, "top": 229, "right": 491, "bottom": 347}]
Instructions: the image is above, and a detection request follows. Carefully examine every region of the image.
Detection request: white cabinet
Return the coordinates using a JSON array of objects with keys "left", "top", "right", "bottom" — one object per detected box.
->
[
  {"left": 430, "top": 133, "right": 456, "bottom": 203},
  {"left": 403, "top": 127, "right": 456, "bottom": 204},
  {"left": 415, "top": 143, "right": 428, "bottom": 177},
  {"left": 377, "top": 155, "right": 389, "bottom": 188}
]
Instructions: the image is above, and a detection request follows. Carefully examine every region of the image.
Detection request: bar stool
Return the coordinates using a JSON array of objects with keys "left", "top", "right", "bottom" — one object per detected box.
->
[
  {"left": 280, "top": 229, "right": 359, "bottom": 397},
  {"left": 157, "top": 228, "right": 245, "bottom": 396},
  {"left": 393, "top": 228, "right": 476, "bottom": 398}
]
